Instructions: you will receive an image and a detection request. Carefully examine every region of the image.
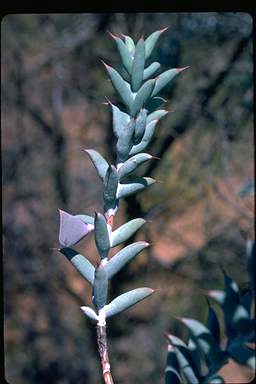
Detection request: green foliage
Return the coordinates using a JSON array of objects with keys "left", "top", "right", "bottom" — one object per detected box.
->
[{"left": 165, "top": 241, "right": 255, "bottom": 383}]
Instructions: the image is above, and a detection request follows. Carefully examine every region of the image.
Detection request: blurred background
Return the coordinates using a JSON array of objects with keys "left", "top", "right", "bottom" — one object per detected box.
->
[{"left": 2, "top": 12, "right": 254, "bottom": 384}]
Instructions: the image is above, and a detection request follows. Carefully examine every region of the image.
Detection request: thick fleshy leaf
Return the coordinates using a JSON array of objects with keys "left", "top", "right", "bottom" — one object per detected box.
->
[
  {"left": 187, "top": 338, "right": 202, "bottom": 377},
  {"left": 94, "top": 212, "right": 110, "bottom": 259},
  {"left": 205, "top": 374, "right": 225, "bottom": 383},
  {"left": 59, "top": 247, "right": 95, "bottom": 285},
  {"left": 130, "top": 79, "right": 155, "bottom": 117},
  {"left": 110, "top": 218, "right": 146, "bottom": 247},
  {"left": 106, "top": 241, "right": 149, "bottom": 278},
  {"left": 151, "top": 67, "right": 188, "bottom": 97},
  {"left": 103, "top": 62, "right": 133, "bottom": 110},
  {"left": 110, "top": 33, "right": 133, "bottom": 74},
  {"left": 143, "top": 62, "right": 161, "bottom": 80},
  {"left": 110, "top": 103, "right": 130, "bottom": 139},
  {"left": 129, "top": 119, "right": 158, "bottom": 155},
  {"left": 93, "top": 263, "right": 108, "bottom": 311},
  {"left": 207, "top": 304, "right": 221, "bottom": 346},
  {"left": 118, "top": 153, "right": 154, "bottom": 180},
  {"left": 165, "top": 344, "right": 182, "bottom": 384},
  {"left": 103, "top": 165, "right": 119, "bottom": 212},
  {"left": 131, "top": 37, "right": 145, "bottom": 92},
  {"left": 179, "top": 317, "right": 227, "bottom": 372},
  {"left": 145, "top": 27, "right": 168, "bottom": 60},
  {"left": 105, "top": 287, "right": 154, "bottom": 318},
  {"left": 117, "top": 177, "right": 156, "bottom": 198},
  {"left": 59, "top": 210, "right": 94, "bottom": 247},
  {"left": 84, "top": 149, "right": 109, "bottom": 181},
  {"left": 168, "top": 334, "right": 200, "bottom": 383},
  {"left": 207, "top": 290, "right": 226, "bottom": 305},
  {"left": 134, "top": 108, "right": 148, "bottom": 142},
  {"left": 121, "top": 33, "right": 135, "bottom": 55},
  {"left": 80, "top": 306, "right": 99, "bottom": 322},
  {"left": 146, "top": 109, "right": 168, "bottom": 124},
  {"left": 116, "top": 118, "right": 135, "bottom": 163},
  {"left": 240, "top": 290, "right": 253, "bottom": 314}
]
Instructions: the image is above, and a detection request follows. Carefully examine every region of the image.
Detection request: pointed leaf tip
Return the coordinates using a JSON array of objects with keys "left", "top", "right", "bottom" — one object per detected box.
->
[{"left": 177, "top": 66, "right": 190, "bottom": 73}]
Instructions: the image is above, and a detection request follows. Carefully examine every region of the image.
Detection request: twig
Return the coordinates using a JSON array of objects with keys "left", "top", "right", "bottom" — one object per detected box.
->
[{"left": 96, "top": 324, "right": 114, "bottom": 384}]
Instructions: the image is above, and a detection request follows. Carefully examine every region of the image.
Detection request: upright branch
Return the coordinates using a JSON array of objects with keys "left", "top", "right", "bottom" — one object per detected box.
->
[{"left": 57, "top": 27, "right": 188, "bottom": 383}]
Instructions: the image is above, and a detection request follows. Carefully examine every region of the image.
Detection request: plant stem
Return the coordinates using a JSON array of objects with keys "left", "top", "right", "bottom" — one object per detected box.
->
[{"left": 96, "top": 324, "right": 114, "bottom": 384}]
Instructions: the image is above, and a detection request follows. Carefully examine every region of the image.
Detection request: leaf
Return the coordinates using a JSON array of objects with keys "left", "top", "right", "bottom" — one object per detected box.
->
[
  {"left": 84, "top": 149, "right": 109, "bottom": 181},
  {"left": 103, "top": 165, "right": 119, "bottom": 212},
  {"left": 205, "top": 374, "right": 225, "bottom": 383},
  {"left": 129, "top": 119, "right": 158, "bottom": 155},
  {"left": 187, "top": 338, "right": 202, "bottom": 378},
  {"left": 116, "top": 118, "right": 135, "bottom": 163},
  {"left": 134, "top": 108, "right": 148, "bottom": 142},
  {"left": 103, "top": 62, "right": 133, "bottom": 110},
  {"left": 94, "top": 212, "right": 110, "bottom": 259},
  {"left": 117, "top": 177, "right": 156, "bottom": 198},
  {"left": 131, "top": 37, "right": 145, "bottom": 92},
  {"left": 207, "top": 303, "right": 221, "bottom": 346},
  {"left": 146, "top": 109, "right": 168, "bottom": 124},
  {"left": 151, "top": 67, "right": 189, "bottom": 97},
  {"left": 207, "top": 290, "right": 226, "bottom": 305},
  {"left": 130, "top": 79, "right": 155, "bottom": 117},
  {"left": 121, "top": 33, "right": 135, "bottom": 55},
  {"left": 179, "top": 317, "right": 227, "bottom": 373},
  {"left": 110, "top": 218, "right": 146, "bottom": 247},
  {"left": 110, "top": 102, "right": 131, "bottom": 139},
  {"left": 93, "top": 263, "right": 108, "bottom": 311},
  {"left": 228, "top": 344, "right": 255, "bottom": 366},
  {"left": 145, "top": 27, "right": 168, "bottom": 60},
  {"left": 110, "top": 33, "right": 133, "bottom": 74},
  {"left": 59, "top": 209, "right": 94, "bottom": 247},
  {"left": 59, "top": 247, "right": 95, "bottom": 285},
  {"left": 168, "top": 334, "right": 200, "bottom": 383},
  {"left": 118, "top": 153, "right": 154, "bottom": 180},
  {"left": 165, "top": 344, "right": 182, "bottom": 384},
  {"left": 106, "top": 241, "right": 149, "bottom": 278},
  {"left": 143, "top": 62, "right": 161, "bottom": 80},
  {"left": 105, "top": 287, "right": 154, "bottom": 318},
  {"left": 80, "top": 306, "right": 99, "bottom": 322}
]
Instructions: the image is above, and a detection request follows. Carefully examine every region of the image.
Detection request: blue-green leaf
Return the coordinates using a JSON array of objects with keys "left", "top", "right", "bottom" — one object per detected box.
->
[
  {"left": 134, "top": 108, "right": 148, "bottom": 142},
  {"left": 59, "top": 210, "right": 94, "bottom": 247},
  {"left": 130, "top": 79, "right": 155, "bottom": 117},
  {"left": 80, "top": 306, "right": 99, "bottom": 322},
  {"left": 59, "top": 247, "right": 95, "bottom": 285},
  {"left": 116, "top": 118, "right": 135, "bottom": 163},
  {"left": 151, "top": 67, "right": 189, "bottom": 97},
  {"left": 105, "top": 287, "right": 154, "bottom": 318},
  {"left": 129, "top": 119, "right": 158, "bottom": 155},
  {"left": 94, "top": 212, "right": 110, "bottom": 259},
  {"left": 75, "top": 214, "right": 95, "bottom": 226},
  {"left": 110, "top": 218, "right": 146, "bottom": 247},
  {"left": 117, "top": 177, "right": 156, "bottom": 198},
  {"left": 110, "top": 103, "right": 130, "bottom": 139},
  {"left": 110, "top": 32, "right": 133, "bottom": 74},
  {"left": 84, "top": 149, "right": 109, "bottom": 181},
  {"left": 143, "top": 62, "right": 161, "bottom": 80},
  {"left": 121, "top": 33, "right": 135, "bottom": 55},
  {"left": 118, "top": 153, "right": 154, "bottom": 180},
  {"left": 165, "top": 344, "right": 182, "bottom": 384},
  {"left": 131, "top": 37, "right": 145, "bottom": 92},
  {"left": 207, "top": 303, "right": 221, "bottom": 346},
  {"left": 145, "top": 27, "right": 168, "bottom": 60},
  {"left": 146, "top": 109, "right": 168, "bottom": 125},
  {"left": 106, "top": 241, "right": 149, "bottom": 278},
  {"left": 103, "top": 62, "right": 133, "bottom": 110},
  {"left": 93, "top": 263, "right": 108, "bottom": 311},
  {"left": 145, "top": 96, "right": 167, "bottom": 113},
  {"left": 103, "top": 165, "right": 119, "bottom": 212},
  {"left": 168, "top": 334, "right": 200, "bottom": 383}
]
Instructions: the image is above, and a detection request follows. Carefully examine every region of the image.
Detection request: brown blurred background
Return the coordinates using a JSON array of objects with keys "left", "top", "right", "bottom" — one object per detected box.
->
[{"left": 2, "top": 12, "right": 254, "bottom": 384}]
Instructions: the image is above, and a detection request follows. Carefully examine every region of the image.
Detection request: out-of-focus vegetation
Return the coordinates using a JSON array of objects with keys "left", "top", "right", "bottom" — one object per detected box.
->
[{"left": 2, "top": 13, "right": 254, "bottom": 384}]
